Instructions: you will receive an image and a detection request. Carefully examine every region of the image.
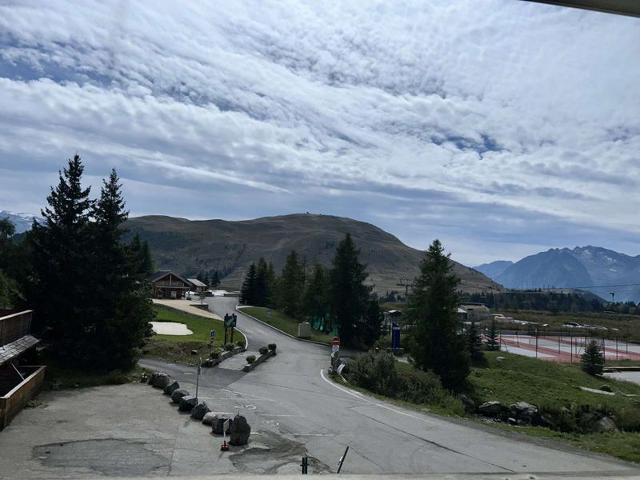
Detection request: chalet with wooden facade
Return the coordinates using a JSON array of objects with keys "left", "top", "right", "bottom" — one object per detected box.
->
[{"left": 150, "top": 271, "right": 196, "bottom": 299}]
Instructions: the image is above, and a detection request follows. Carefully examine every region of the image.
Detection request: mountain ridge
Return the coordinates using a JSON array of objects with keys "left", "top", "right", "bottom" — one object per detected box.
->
[{"left": 126, "top": 213, "right": 501, "bottom": 294}]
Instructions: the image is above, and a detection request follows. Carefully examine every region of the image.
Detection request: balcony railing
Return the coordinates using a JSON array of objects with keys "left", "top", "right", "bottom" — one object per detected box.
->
[{"left": 0, "top": 311, "right": 32, "bottom": 347}]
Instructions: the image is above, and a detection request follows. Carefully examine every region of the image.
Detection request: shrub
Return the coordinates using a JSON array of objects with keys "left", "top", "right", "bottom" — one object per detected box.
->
[
  {"left": 347, "top": 351, "right": 398, "bottom": 396},
  {"left": 236, "top": 339, "right": 245, "bottom": 348},
  {"left": 210, "top": 350, "right": 220, "bottom": 359},
  {"left": 246, "top": 355, "right": 256, "bottom": 364},
  {"left": 259, "top": 346, "right": 269, "bottom": 355},
  {"left": 600, "top": 384, "right": 613, "bottom": 393},
  {"left": 396, "top": 368, "right": 447, "bottom": 405},
  {"left": 268, "top": 343, "right": 277, "bottom": 352},
  {"left": 224, "top": 343, "right": 234, "bottom": 351}
]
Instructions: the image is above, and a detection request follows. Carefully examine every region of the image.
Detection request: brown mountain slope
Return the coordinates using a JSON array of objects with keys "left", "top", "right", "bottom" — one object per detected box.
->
[{"left": 126, "top": 213, "right": 501, "bottom": 294}]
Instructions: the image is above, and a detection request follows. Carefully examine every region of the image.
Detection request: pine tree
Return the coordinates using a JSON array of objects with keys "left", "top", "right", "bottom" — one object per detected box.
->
[
  {"left": 302, "top": 264, "right": 329, "bottom": 324},
  {"left": 30, "top": 155, "right": 94, "bottom": 357},
  {"left": 255, "top": 258, "right": 271, "bottom": 306},
  {"left": 581, "top": 340, "right": 605, "bottom": 376},
  {"left": 279, "top": 250, "right": 305, "bottom": 317},
  {"left": 362, "top": 298, "right": 383, "bottom": 347},
  {"left": 329, "top": 234, "right": 369, "bottom": 347},
  {"left": 92, "top": 169, "right": 153, "bottom": 369},
  {"left": 407, "top": 239, "right": 470, "bottom": 392},
  {"left": 467, "top": 321, "right": 486, "bottom": 366},
  {"left": 210, "top": 270, "right": 220, "bottom": 288},
  {"left": 486, "top": 319, "right": 500, "bottom": 351},
  {"left": 240, "top": 263, "right": 258, "bottom": 305}
]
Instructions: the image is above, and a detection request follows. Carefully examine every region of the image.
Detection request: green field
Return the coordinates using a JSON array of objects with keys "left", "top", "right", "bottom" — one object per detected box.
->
[
  {"left": 241, "top": 306, "right": 334, "bottom": 344},
  {"left": 144, "top": 305, "right": 235, "bottom": 364}
]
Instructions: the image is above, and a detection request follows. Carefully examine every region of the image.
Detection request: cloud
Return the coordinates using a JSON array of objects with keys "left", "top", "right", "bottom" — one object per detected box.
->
[{"left": 0, "top": 0, "right": 639, "bottom": 265}]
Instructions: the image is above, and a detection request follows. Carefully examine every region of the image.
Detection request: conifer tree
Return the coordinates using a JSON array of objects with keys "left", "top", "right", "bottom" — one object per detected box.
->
[
  {"left": 486, "top": 319, "right": 500, "bottom": 351},
  {"left": 279, "top": 250, "right": 305, "bottom": 317},
  {"left": 329, "top": 234, "right": 369, "bottom": 347},
  {"left": 302, "top": 264, "right": 329, "bottom": 324},
  {"left": 467, "top": 321, "right": 486, "bottom": 366},
  {"left": 581, "top": 340, "right": 605, "bottom": 376},
  {"left": 240, "top": 263, "right": 258, "bottom": 305},
  {"left": 407, "top": 239, "right": 470, "bottom": 392}
]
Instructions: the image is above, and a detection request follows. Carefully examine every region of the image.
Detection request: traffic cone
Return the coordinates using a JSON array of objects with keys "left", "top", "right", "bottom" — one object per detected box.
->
[{"left": 220, "top": 440, "right": 229, "bottom": 451}]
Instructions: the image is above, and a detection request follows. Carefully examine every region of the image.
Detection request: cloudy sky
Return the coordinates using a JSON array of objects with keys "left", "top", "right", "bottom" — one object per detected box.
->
[{"left": 0, "top": 1, "right": 639, "bottom": 266}]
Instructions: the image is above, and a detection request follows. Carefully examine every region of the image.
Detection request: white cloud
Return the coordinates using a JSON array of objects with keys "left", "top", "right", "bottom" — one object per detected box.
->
[{"left": 0, "top": 0, "right": 639, "bottom": 264}]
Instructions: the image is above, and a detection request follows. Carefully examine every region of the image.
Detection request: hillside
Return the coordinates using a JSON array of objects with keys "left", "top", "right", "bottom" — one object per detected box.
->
[
  {"left": 478, "top": 246, "right": 640, "bottom": 302},
  {"left": 474, "top": 260, "right": 513, "bottom": 279},
  {"left": 126, "top": 213, "right": 501, "bottom": 294}
]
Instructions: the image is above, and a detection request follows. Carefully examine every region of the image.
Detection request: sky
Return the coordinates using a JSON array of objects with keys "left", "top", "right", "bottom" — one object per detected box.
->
[{"left": 0, "top": 1, "right": 639, "bottom": 266}]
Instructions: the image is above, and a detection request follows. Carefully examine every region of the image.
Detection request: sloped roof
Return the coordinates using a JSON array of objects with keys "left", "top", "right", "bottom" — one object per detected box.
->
[
  {"left": 0, "top": 335, "right": 39, "bottom": 366},
  {"left": 149, "top": 270, "right": 192, "bottom": 286},
  {"left": 187, "top": 278, "right": 207, "bottom": 287}
]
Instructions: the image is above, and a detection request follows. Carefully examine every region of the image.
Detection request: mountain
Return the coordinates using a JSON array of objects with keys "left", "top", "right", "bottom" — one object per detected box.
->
[
  {"left": 126, "top": 213, "right": 501, "bottom": 294},
  {"left": 0, "top": 210, "right": 41, "bottom": 233},
  {"left": 482, "top": 246, "right": 640, "bottom": 302},
  {"left": 474, "top": 260, "right": 513, "bottom": 279}
]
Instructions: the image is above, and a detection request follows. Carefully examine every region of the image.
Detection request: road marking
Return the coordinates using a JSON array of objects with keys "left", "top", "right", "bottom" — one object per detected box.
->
[
  {"left": 320, "top": 369, "right": 365, "bottom": 400},
  {"left": 259, "top": 414, "right": 300, "bottom": 417},
  {"left": 291, "top": 433, "right": 333, "bottom": 437}
]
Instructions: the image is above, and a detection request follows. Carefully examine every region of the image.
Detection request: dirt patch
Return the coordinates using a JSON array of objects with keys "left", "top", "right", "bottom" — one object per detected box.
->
[{"left": 33, "top": 438, "right": 170, "bottom": 476}]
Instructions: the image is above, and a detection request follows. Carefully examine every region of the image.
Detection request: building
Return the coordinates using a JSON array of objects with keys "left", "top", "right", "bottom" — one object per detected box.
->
[
  {"left": 458, "top": 302, "right": 491, "bottom": 322},
  {"left": 186, "top": 278, "right": 207, "bottom": 294},
  {"left": 150, "top": 271, "right": 193, "bottom": 299},
  {"left": 0, "top": 310, "right": 45, "bottom": 430}
]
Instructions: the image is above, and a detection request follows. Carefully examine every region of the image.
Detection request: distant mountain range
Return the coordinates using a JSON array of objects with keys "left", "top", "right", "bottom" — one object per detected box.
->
[
  {"left": 475, "top": 246, "right": 640, "bottom": 302},
  {"left": 126, "top": 213, "right": 501, "bottom": 294},
  {"left": 0, "top": 210, "right": 41, "bottom": 233}
]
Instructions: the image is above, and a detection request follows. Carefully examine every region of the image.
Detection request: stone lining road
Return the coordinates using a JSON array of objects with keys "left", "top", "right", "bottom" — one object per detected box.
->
[{"left": 139, "top": 296, "right": 640, "bottom": 476}]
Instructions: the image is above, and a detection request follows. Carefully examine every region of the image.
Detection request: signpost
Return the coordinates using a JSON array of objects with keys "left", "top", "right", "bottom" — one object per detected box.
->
[
  {"left": 223, "top": 313, "right": 237, "bottom": 344},
  {"left": 391, "top": 322, "right": 400, "bottom": 353},
  {"left": 220, "top": 419, "right": 230, "bottom": 451},
  {"left": 331, "top": 337, "right": 340, "bottom": 354}
]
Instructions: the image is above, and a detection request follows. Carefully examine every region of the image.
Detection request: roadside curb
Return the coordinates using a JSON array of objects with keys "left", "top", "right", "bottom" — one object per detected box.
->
[
  {"left": 242, "top": 349, "right": 276, "bottom": 372},
  {"left": 236, "top": 306, "right": 329, "bottom": 347}
]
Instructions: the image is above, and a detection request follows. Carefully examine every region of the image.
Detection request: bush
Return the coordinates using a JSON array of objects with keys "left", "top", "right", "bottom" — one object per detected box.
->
[
  {"left": 224, "top": 343, "right": 234, "bottom": 351},
  {"left": 396, "top": 368, "right": 447, "bottom": 405},
  {"left": 246, "top": 355, "right": 256, "bottom": 364},
  {"left": 347, "top": 352, "right": 398, "bottom": 395},
  {"left": 268, "top": 343, "right": 277, "bottom": 352},
  {"left": 236, "top": 339, "right": 245, "bottom": 348},
  {"left": 259, "top": 346, "right": 269, "bottom": 355},
  {"left": 210, "top": 350, "right": 220, "bottom": 359}
]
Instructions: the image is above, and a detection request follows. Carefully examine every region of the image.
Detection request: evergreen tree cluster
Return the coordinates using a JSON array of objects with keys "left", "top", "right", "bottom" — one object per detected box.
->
[
  {"left": 462, "top": 291, "right": 607, "bottom": 314},
  {"left": 240, "top": 234, "right": 382, "bottom": 348},
  {"left": 26, "top": 155, "right": 154, "bottom": 369}
]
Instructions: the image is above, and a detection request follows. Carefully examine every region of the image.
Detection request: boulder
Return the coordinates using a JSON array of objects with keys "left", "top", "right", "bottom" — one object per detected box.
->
[
  {"left": 202, "top": 412, "right": 217, "bottom": 426},
  {"left": 510, "top": 402, "right": 538, "bottom": 423},
  {"left": 202, "top": 359, "right": 213, "bottom": 368},
  {"left": 211, "top": 416, "right": 232, "bottom": 435},
  {"left": 191, "top": 402, "right": 210, "bottom": 420},
  {"left": 163, "top": 381, "right": 180, "bottom": 396},
  {"left": 594, "top": 416, "right": 617, "bottom": 433},
  {"left": 171, "top": 388, "right": 189, "bottom": 404},
  {"left": 150, "top": 372, "right": 171, "bottom": 389},
  {"left": 179, "top": 395, "right": 198, "bottom": 412},
  {"left": 478, "top": 401, "right": 504, "bottom": 417},
  {"left": 229, "top": 414, "right": 251, "bottom": 446}
]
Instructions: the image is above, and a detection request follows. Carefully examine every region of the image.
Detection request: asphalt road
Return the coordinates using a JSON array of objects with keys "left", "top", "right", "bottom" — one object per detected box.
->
[{"left": 141, "top": 296, "right": 639, "bottom": 476}]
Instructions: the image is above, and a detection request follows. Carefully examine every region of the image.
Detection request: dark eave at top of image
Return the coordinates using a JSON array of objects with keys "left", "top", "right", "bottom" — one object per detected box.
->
[{"left": 524, "top": 0, "right": 640, "bottom": 17}]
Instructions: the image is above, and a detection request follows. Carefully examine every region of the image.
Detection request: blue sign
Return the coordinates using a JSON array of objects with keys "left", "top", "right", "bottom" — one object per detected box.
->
[{"left": 391, "top": 322, "right": 401, "bottom": 351}]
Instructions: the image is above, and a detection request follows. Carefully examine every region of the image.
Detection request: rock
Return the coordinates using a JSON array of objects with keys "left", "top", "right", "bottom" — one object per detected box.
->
[
  {"left": 150, "top": 372, "right": 172, "bottom": 389},
  {"left": 191, "top": 349, "right": 198, "bottom": 355},
  {"left": 171, "top": 388, "right": 189, "bottom": 403},
  {"left": 229, "top": 414, "right": 251, "bottom": 446},
  {"left": 140, "top": 373, "right": 149, "bottom": 383},
  {"left": 179, "top": 395, "right": 198, "bottom": 412},
  {"left": 202, "top": 412, "right": 217, "bottom": 426},
  {"left": 202, "top": 359, "right": 213, "bottom": 368},
  {"left": 600, "top": 385, "right": 613, "bottom": 393},
  {"left": 478, "top": 401, "right": 504, "bottom": 417},
  {"left": 459, "top": 394, "right": 476, "bottom": 413},
  {"left": 191, "top": 402, "right": 210, "bottom": 420},
  {"left": 510, "top": 402, "right": 538, "bottom": 423},
  {"left": 496, "top": 356, "right": 505, "bottom": 362},
  {"left": 507, "top": 417, "right": 518, "bottom": 425},
  {"left": 211, "top": 416, "right": 233, "bottom": 435},
  {"left": 594, "top": 416, "right": 617, "bottom": 433},
  {"left": 163, "top": 381, "right": 180, "bottom": 395}
]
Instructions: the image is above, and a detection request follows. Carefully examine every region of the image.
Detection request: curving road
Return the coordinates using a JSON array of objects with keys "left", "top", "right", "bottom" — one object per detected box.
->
[{"left": 141, "top": 296, "right": 638, "bottom": 476}]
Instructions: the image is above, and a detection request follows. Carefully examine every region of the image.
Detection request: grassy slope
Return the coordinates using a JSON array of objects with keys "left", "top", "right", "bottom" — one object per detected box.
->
[
  {"left": 144, "top": 305, "right": 232, "bottom": 364},
  {"left": 241, "top": 306, "right": 334, "bottom": 344}
]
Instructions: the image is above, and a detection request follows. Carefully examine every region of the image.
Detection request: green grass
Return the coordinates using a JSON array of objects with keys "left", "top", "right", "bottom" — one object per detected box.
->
[
  {"left": 44, "top": 360, "right": 148, "bottom": 390},
  {"left": 143, "top": 305, "right": 235, "bottom": 364},
  {"left": 241, "top": 306, "right": 334, "bottom": 344},
  {"left": 471, "top": 351, "right": 640, "bottom": 410}
]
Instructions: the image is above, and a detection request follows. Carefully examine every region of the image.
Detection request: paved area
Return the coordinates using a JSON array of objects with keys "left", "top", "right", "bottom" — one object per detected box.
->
[{"left": 1, "top": 296, "right": 638, "bottom": 478}]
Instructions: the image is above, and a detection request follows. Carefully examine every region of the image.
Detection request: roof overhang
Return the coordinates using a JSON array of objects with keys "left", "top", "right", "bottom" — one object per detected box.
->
[{"left": 524, "top": 0, "right": 640, "bottom": 17}]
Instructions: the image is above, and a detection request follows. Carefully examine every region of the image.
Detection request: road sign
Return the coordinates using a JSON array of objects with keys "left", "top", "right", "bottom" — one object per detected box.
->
[
  {"left": 331, "top": 337, "right": 340, "bottom": 354},
  {"left": 210, "top": 329, "right": 216, "bottom": 338},
  {"left": 225, "top": 314, "right": 237, "bottom": 328},
  {"left": 391, "top": 322, "right": 401, "bottom": 351}
]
